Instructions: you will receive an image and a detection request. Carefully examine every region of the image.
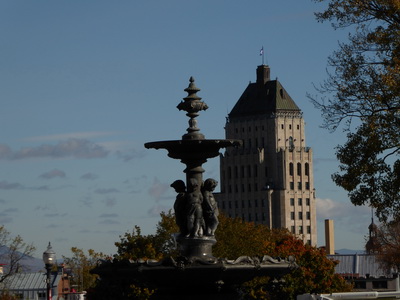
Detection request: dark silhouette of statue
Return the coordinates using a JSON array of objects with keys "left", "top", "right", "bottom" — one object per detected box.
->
[
  {"left": 202, "top": 178, "right": 219, "bottom": 236},
  {"left": 171, "top": 180, "right": 187, "bottom": 236},
  {"left": 186, "top": 178, "right": 204, "bottom": 237}
]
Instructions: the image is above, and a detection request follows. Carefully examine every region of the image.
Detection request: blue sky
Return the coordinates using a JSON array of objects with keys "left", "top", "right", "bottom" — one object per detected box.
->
[{"left": 0, "top": 1, "right": 371, "bottom": 259}]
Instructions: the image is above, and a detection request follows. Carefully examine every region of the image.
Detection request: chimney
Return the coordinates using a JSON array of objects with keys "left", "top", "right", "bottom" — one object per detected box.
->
[
  {"left": 325, "top": 219, "right": 335, "bottom": 255},
  {"left": 256, "top": 65, "right": 270, "bottom": 85}
]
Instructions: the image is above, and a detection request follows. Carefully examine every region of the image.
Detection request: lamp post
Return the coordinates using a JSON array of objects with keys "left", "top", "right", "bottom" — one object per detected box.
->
[
  {"left": 43, "top": 242, "right": 56, "bottom": 300},
  {"left": 264, "top": 183, "right": 273, "bottom": 229}
]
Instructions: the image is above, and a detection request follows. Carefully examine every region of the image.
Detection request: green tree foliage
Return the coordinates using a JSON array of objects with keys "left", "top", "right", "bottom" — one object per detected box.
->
[
  {"left": 114, "top": 211, "right": 179, "bottom": 261},
  {"left": 310, "top": 0, "right": 400, "bottom": 222},
  {"left": 0, "top": 226, "right": 35, "bottom": 283},
  {"left": 62, "top": 247, "right": 107, "bottom": 292}
]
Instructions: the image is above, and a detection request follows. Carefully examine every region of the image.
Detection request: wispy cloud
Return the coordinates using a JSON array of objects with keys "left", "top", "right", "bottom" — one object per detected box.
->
[
  {"left": 104, "top": 197, "right": 117, "bottom": 207},
  {"left": 99, "top": 219, "right": 120, "bottom": 225},
  {"left": 116, "top": 148, "right": 146, "bottom": 162},
  {"left": 95, "top": 188, "right": 119, "bottom": 194},
  {"left": 148, "top": 177, "right": 170, "bottom": 202},
  {"left": 80, "top": 172, "right": 98, "bottom": 180},
  {"left": 0, "top": 181, "right": 24, "bottom": 190},
  {"left": 99, "top": 213, "right": 118, "bottom": 218},
  {"left": 24, "top": 131, "right": 117, "bottom": 142},
  {"left": 39, "top": 169, "right": 66, "bottom": 179},
  {"left": 0, "top": 138, "right": 109, "bottom": 160}
]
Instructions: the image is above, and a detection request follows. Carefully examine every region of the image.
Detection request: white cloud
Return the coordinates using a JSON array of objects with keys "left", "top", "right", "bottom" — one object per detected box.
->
[
  {"left": 0, "top": 139, "right": 109, "bottom": 160},
  {"left": 24, "top": 131, "right": 117, "bottom": 142},
  {"left": 39, "top": 169, "right": 66, "bottom": 179},
  {"left": 148, "top": 177, "right": 170, "bottom": 202}
]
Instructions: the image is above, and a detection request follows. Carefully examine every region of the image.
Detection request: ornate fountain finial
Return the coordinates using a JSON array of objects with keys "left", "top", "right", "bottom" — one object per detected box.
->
[{"left": 177, "top": 77, "right": 209, "bottom": 140}]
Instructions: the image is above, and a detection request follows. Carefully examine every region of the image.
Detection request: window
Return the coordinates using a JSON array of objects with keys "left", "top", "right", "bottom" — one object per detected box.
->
[
  {"left": 298, "top": 198, "right": 303, "bottom": 205},
  {"left": 235, "top": 184, "right": 238, "bottom": 193},
  {"left": 222, "top": 201, "right": 225, "bottom": 209},
  {"left": 297, "top": 163, "right": 302, "bottom": 176},
  {"left": 248, "top": 184, "right": 251, "bottom": 192},
  {"left": 290, "top": 198, "right": 295, "bottom": 206},
  {"left": 290, "top": 182, "right": 294, "bottom": 190},
  {"left": 254, "top": 183, "right": 258, "bottom": 191},
  {"left": 248, "top": 139, "right": 252, "bottom": 149},
  {"left": 265, "top": 166, "right": 268, "bottom": 176},
  {"left": 247, "top": 165, "right": 251, "bottom": 177},
  {"left": 234, "top": 166, "right": 238, "bottom": 178},
  {"left": 289, "top": 163, "right": 294, "bottom": 176},
  {"left": 307, "top": 226, "right": 311, "bottom": 234},
  {"left": 228, "top": 201, "right": 232, "bottom": 209},
  {"left": 299, "top": 226, "right": 303, "bottom": 234},
  {"left": 248, "top": 200, "right": 251, "bottom": 208},
  {"left": 262, "top": 213, "right": 266, "bottom": 221},
  {"left": 306, "top": 198, "right": 310, "bottom": 206},
  {"left": 255, "top": 213, "right": 258, "bottom": 221},
  {"left": 254, "top": 165, "right": 258, "bottom": 177},
  {"left": 241, "top": 166, "right": 245, "bottom": 178},
  {"left": 306, "top": 212, "right": 310, "bottom": 220},
  {"left": 297, "top": 124, "right": 300, "bottom": 130},
  {"left": 248, "top": 213, "right": 252, "bottom": 222},
  {"left": 298, "top": 212, "right": 303, "bottom": 220},
  {"left": 228, "top": 167, "right": 232, "bottom": 179},
  {"left": 290, "top": 212, "right": 295, "bottom": 220},
  {"left": 305, "top": 163, "right": 310, "bottom": 176},
  {"left": 228, "top": 185, "right": 232, "bottom": 193},
  {"left": 262, "top": 198, "right": 265, "bottom": 207},
  {"left": 305, "top": 182, "right": 310, "bottom": 190},
  {"left": 235, "top": 201, "right": 238, "bottom": 209},
  {"left": 242, "top": 200, "right": 245, "bottom": 208},
  {"left": 291, "top": 226, "right": 295, "bottom": 234},
  {"left": 281, "top": 124, "right": 284, "bottom": 129},
  {"left": 298, "top": 182, "right": 302, "bottom": 190},
  {"left": 289, "top": 124, "right": 292, "bottom": 129}
]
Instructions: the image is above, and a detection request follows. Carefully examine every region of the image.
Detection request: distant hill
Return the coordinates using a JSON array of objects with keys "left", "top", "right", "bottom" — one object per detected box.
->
[{"left": 335, "top": 248, "right": 365, "bottom": 255}]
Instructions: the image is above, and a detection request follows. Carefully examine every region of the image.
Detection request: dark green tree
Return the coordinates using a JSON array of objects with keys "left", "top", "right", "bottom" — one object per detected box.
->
[{"left": 310, "top": 0, "right": 400, "bottom": 222}]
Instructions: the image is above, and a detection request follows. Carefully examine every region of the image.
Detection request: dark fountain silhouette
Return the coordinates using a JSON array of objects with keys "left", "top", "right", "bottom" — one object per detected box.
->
[{"left": 93, "top": 77, "right": 295, "bottom": 299}]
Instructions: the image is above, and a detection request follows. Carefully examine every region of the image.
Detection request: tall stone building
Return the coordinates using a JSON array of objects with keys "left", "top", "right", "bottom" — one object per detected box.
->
[{"left": 217, "top": 64, "right": 317, "bottom": 245}]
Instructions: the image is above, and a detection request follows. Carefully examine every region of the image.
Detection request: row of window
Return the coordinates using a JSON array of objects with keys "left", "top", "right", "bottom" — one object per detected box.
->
[
  {"left": 225, "top": 182, "right": 260, "bottom": 193},
  {"left": 227, "top": 165, "right": 260, "bottom": 179},
  {"left": 292, "top": 225, "right": 311, "bottom": 235},
  {"left": 290, "top": 211, "right": 311, "bottom": 220},
  {"left": 221, "top": 198, "right": 268, "bottom": 210},
  {"left": 290, "top": 198, "right": 311, "bottom": 206},
  {"left": 233, "top": 123, "right": 300, "bottom": 134},
  {"left": 289, "top": 181, "right": 310, "bottom": 190},
  {"left": 289, "top": 162, "right": 310, "bottom": 176}
]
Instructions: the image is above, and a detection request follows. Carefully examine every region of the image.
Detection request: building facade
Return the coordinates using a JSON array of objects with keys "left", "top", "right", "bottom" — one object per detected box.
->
[{"left": 217, "top": 64, "right": 317, "bottom": 245}]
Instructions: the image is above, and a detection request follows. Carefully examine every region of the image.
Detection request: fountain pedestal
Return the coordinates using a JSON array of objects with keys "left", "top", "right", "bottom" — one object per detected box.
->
[{"left": 91, "top": 77, "right": 295, "bottom": 299}]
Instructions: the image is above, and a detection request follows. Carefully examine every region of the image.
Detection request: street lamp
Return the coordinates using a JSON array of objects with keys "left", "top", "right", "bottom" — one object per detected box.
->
[{"left": 43, "top": 242, "right": 56, "bottom": 300}]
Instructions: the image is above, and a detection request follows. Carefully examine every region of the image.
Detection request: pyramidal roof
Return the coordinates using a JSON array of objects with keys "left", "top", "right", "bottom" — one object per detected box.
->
[{"left": 229, "top": 65, "right": 301, "bottom": 118}]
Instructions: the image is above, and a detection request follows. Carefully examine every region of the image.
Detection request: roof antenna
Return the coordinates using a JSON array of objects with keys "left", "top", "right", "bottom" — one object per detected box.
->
[
  {"left": 259, "top": 46, "right": 268, "bottom": 65},
  {"left": 260, "top": 46, "right": 264, "bottom": 65}
]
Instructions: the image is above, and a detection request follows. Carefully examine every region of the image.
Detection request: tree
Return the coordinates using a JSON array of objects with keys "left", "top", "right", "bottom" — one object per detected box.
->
[
  {"left": 62, "top": 247, "right": 107, "bottom": 292},
  {"left": 367, "top": 221, "right": 400, "bottom": 273},
  {"left": 310, "top": 0, "right": 400, "bottom": 222},
  {"left": 0, "top": 226, "right": 35, "bottom": 283}
]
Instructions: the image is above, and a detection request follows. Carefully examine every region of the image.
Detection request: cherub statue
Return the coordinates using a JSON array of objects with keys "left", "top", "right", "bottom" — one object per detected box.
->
[
  {"left": 185, "top": 178, "right": 204, "bottom": 238},
  {"left": 202, "top": 178, "right": 219, "bottom": 236},
  {"left": 171, "top": 180, "right": 187, "bottom": 236}
]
